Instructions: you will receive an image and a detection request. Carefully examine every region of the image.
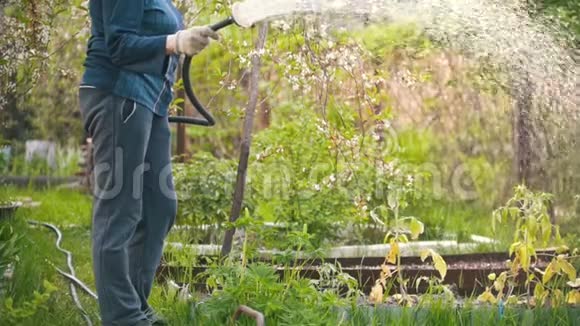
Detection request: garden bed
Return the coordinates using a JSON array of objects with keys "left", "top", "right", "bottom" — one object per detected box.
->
[
  {"left": 157, "top": 250, "right": 553, "bottom": 295},
  {"left": 169, "top": 223, "right": 495, "bottom": 246}
]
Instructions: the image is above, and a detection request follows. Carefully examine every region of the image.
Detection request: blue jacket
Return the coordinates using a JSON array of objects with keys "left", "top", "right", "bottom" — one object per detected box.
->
[{"left": 81, "top": 0, "right": 184, "bottom": 116}]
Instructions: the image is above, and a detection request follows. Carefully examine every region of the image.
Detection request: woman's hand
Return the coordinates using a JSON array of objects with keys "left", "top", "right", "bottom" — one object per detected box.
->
[{"left": 166, "top": 26, "right": 220, "bottom": 56}]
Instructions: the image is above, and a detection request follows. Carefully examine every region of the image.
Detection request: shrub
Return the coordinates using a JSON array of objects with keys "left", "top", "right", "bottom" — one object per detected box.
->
[
  {"left": 174, "top": 153, "right": 238, "bottom": 229},
  {"left": 174, "top": 104, "right": 425, "bottom": 247}
]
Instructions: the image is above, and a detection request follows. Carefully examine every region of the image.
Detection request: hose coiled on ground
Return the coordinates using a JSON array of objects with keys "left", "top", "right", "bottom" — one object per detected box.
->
[{"left": 28, "top": 220, "right": 97, "bottom": 326}]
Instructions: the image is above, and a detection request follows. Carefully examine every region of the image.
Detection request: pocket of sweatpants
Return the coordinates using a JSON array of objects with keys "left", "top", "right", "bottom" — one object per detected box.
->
[
  {"left": 120, "top": 98, "right": 137, "bottom": 124},
  {"left": 79, "top": 87, "right": 110, "bottom": 136}
]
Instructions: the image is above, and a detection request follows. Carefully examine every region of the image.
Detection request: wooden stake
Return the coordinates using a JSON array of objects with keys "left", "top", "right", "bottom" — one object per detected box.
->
[{"left": 221, "top": 24, "right": 269, "bottom": 256}]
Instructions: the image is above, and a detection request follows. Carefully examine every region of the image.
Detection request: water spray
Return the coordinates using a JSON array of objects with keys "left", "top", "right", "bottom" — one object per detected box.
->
[{"left": 169, "top": 0, "right": 577, "bottom": 127}]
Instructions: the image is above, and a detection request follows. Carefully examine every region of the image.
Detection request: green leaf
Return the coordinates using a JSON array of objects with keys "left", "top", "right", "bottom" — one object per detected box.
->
[
  {"left": 543, "top": 259, "right": 559, "bottom": 284},
  {"left": 494, "top": 272, "right": 507, "bottom": 292},
  {"left": 408, "top": 218, "right": 424, "bottom": 240},
  {"left": 509, "top": 242, "right": 520, "bottom": 257},
  {"left": 477, "top": 288, "right": 497, "bottom": 304},
  {"left": 172, "top": 98, "right": 185, "bottom": 106},
  {"left": 4, "top": 297, "right": 13, "bottom": 310},
  {"left": 508, "top": 207, "right": 521, "bottom": 219},
  {"left": 568, "top": 290, "right": 580, "bottom": 304},
  {"left": 527, "top": 218, "right": 538, "bottom": 238},
  {"left": 534, "top": 283, "right": 548, "bottom": 305},
  {"left": 42, "top": 280, "right": 57, "bottom": 293},
  {"left": 420, "top": 249, "right": 447, "bottom": 280},
  {"left": 432, "top": 251, "right": 447, "bottom": 280},
  {"left": 558, "top": 259, "right": 577, "bottom": 282},
  {"left": 519, "top": 245, "right": 530, "bottom": 271},
  {"left": 386, "top": 240, "right": 399, "bottom": 264}
]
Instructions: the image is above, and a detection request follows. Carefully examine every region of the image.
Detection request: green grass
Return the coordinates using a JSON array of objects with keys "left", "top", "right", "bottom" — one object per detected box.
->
[
  {"left": 0, "top": 187, "right": 204, "bottom": 325},
  {"left": 346, "top": 305, "right": 580, "bottom": 325},
  {"left": 0, "top": 187, "right": 98, "bottom": 325}
]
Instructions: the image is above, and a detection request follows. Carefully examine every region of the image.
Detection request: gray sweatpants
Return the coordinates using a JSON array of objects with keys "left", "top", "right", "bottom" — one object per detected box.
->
[{"left": 79, "top": 88, "right": 177, "bottom": 326}]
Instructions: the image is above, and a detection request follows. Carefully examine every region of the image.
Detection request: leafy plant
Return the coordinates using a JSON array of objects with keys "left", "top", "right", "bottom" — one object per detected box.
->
[
  {"left": 251, "top": 107, "right": 358, "bottom": 246},
  {"left": 369, "top": 187, "right": 447, "bottom": 305},
  {"left": 173, "top": 153, "right": 237, "bottom": 231},
  {"left": 482, "top": 185, "right": 579, "bottom": 307},
  {"left": 493, "top": 185, "right": 554, "bottom": 273},
  {"left": 2, "top": 280, "right": 57, "bottom": 324},
  {"left": 194, "top": 224, "right": 358, "bottom": 325},
  {"left": 174, "top": 103, "right": 428, "bottom": 248}
]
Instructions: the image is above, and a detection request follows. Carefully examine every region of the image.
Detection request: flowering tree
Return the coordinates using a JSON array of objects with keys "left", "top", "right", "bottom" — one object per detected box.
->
[{"left": 0, "top": 0, "right": 69, "bottom": 140}]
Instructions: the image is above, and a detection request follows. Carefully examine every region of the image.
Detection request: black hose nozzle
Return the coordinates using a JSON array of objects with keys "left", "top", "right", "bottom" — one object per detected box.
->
[{"left": 211, "top": 16, "right": 237, "bottom": 31}]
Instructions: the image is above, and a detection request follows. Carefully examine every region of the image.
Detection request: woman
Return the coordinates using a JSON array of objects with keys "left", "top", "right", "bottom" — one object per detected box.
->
[{"left": 79, "top": 1, "right": 218, "bottom": 325}]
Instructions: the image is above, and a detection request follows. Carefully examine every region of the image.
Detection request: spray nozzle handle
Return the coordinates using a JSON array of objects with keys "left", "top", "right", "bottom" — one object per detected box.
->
[{"left": 210, "top": 17, "right": 237, "bottom": 31}]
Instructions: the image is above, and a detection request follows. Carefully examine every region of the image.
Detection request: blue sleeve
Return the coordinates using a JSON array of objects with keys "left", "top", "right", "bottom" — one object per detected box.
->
[{"left": 103, "top": 0, "right": 168, "bottom": 76}]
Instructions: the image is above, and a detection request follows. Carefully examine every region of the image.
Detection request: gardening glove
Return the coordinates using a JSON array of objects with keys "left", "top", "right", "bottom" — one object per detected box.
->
[{"left": 174, "top": 26, "right": 220, "bottom": 56}]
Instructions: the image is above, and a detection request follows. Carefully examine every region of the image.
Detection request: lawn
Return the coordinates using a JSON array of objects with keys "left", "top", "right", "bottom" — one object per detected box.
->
[{"left": 0, "top": 187, "right": 193, "bottom": 326}]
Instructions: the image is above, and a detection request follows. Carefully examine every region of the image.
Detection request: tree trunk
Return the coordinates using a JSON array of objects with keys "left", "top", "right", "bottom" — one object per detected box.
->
[{"left": 221, "top": 24, "right": 269, "bottom": 256}]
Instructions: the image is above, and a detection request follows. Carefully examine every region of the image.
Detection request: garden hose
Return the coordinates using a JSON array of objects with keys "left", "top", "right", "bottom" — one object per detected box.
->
[
  {"left": 169, "top": 17, "right": 237, "bottom": 126},
  {"left": 54, "top": 267, "right": 98, "bottom": 300},
  {"left": 27, "top": 220, "right": 97, "bottom": 326},
  {"left": 233, "top": 305, "right": 265, "bottom": 326}
]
